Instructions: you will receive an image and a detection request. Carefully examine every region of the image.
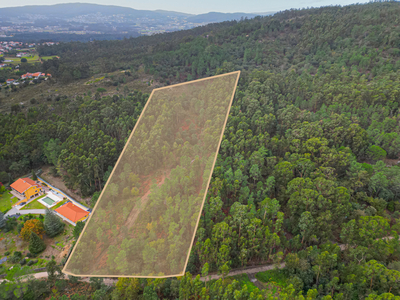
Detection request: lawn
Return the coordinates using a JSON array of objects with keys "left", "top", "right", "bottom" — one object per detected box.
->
[
  {"left": 20, "top": 195, "right": 46, "bottom": 210},
  {"left": 0, "top": 191, "right": 19, "bottom": 213},
  {"left": 51, "top": 199, "right": 67, "bottom": 210}
]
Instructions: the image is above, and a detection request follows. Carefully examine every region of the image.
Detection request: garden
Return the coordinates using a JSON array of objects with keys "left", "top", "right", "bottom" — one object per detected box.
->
[
  {"left": 0, "top": 185, "right": 19, "bottom": 214},
  {"left": 0, "top": 210, "right": 78, "bottom": 276}
]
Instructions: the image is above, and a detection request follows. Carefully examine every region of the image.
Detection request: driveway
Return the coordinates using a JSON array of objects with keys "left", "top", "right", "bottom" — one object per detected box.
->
[{"left": 5, "top": 208, "right": 46, "bottom": 217}]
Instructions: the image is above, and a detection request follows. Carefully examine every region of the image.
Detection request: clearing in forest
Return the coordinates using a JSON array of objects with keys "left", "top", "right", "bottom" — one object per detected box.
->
[{"left": 63, "top": 71, "right": 240, "bottom": 278}]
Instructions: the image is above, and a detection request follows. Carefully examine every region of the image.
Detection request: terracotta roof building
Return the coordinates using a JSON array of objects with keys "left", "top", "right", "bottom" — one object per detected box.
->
[
  {"left": 10, "top": 177, "right": 43, "bottom": 199},
  {"left": 55, "top": 202, "right": 89, "bottom": 223}
]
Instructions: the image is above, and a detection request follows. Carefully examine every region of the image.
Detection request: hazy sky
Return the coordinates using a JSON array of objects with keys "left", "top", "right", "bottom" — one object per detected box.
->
[{"left": 0, "top": 0, "right": 370, "bottom": 15}]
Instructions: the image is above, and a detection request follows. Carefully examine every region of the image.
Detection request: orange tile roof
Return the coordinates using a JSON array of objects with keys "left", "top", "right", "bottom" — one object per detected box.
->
[
  {"left": 23, "top": 177, "right": 39, "bottom": 186},
  {"left": 32, "top": 72, "right": 41, "bottom": 77},
  {"left": 10, "top": 177, "right": 40, "bottom": 193},
  {"left": 56, "top": 202, "right": 89, "bottom": 223}
]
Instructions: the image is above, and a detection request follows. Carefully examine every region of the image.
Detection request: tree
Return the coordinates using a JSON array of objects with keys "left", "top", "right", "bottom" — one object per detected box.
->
[
  {"left": 0, "top": 211, "right": 5, "bottom": 229},
  {"left": 73, "top": 221, "right": 85, "bottom": 240},
  {"left": 44, "top": 208, "right": 65, "bottom": 237},
  {"left": 113, "top": 277, "right": 141, "bottom": 299},
  {"left": 143, "top": 285, "right": 159, "bottom": 300},
  {"left": 0, "top": 264, "right": 34, "bottom": 299},
  {"left": 29, "top": 232, "right": 46, "bottom": 254},
  {"left": 20, "top": 219, "right": 44, "bottom": 241},
  {"left": 31, "top": 169, "right": 37, "bottom": 181},
  {"left": 219, "top": 262, "right": 231, "bottom": 281},
  {"left": 91, "top": 191, "right": 101, "bottom": 207},
  {"left": 367, "top": 145, "right": 387, "bottom": 162},
  {"left": 68, "top": 275, "right": 79, "bottom": 285},
  {"left": 0, "top": 171, "right": 9, "bottom": 183},
  {"left": 46, "top": 256, "right": 63, "bottom": 284},
  {"left": 43, "top": 138, "right": 62, "bottom": 166},
  {"left": 90, "top": 277, "right": 105, "bottom": 290},
  {"left": 201, "top": 263, "right": 210, "bottom": 290},
  {"left": 298, "top": 211, "right": 316, "bottom": 244},
  {"left": 21, "top": 58, "right": 27, "bottom": 63}
]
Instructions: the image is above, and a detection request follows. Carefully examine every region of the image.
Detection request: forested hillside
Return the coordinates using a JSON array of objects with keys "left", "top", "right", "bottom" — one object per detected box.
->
[{"left": 2, "top": 2, "right": 400, "bottom": 299}]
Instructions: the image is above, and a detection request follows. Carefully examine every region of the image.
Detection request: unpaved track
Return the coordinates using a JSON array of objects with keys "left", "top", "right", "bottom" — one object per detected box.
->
[{"left": 0, "top": 263, "right": 285, "bottom": 286}]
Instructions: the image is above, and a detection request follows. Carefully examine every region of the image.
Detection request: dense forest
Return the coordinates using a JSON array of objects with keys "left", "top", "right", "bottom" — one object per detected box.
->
[{"left": 1, "top": 1, "right": 400, "bottom": 299}]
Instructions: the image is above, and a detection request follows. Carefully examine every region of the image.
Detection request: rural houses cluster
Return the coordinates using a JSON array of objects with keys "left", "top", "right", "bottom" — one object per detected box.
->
[
  {"left": 4, "top": 72, "right": 52, "bottom": 86},
  {"left": 0, "top": 40, "right": 57, "bottom": 55},
  {"left": 8, "top": 177, "right": 90, "bottom": 226}
]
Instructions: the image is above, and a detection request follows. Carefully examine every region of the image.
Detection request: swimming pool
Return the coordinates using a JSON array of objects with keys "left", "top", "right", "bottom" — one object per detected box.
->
[{"left": 41, "top": 197, "right": 55, "bottom": 206}]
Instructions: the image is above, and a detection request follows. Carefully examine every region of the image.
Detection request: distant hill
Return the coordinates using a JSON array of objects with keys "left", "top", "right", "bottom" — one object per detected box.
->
[
  {"left": 0, "top": 3, "right": 273, "bottom": 22},
  {"left": 186, "top": 11, "right": 275, "bottom": 23},
  {"left": 0, "top": 3, "right": 192, "bottom": 19}
]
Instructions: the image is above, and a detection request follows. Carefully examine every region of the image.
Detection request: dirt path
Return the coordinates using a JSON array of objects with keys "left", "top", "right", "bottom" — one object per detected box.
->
[
  {"left": 200, "top": 263, "right": 285, "bottom": 282},
  {"left": 1, "top": 262, "right": 285, "bottom": 286}
]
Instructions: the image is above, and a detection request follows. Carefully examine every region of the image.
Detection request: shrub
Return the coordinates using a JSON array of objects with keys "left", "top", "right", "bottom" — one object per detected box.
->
[
  {"left": 30, "top": 98, "right": 36, "bottom": 104},
  {"left": 55, "top": 279, "right": 67, "bottom": 291},
  {"left": 4, "top": 217, "right": 17, "bottom": 232},
  {"left": 4, "top": 251, "right": 10, "bottom": 256},
  {"left": 27, "top": 260, "right": 35, "bottom": 266},
  {"left": 26, "top": 252, "right": 34, "bottom": 258},
  {"left": 17, "top": 222, "right": 24, "bottom": 233},
  {"left": 10, "top": 251, "right": 22, "bottom": 263},
  {"left": 21, "top": 58, "right": 27, "bottom": 63},
  {"left": 68, "top": 275, "right": 79, "bottom": 284},
  {"left": 19, "top": 258, "right": 26, "bottom": 266}
]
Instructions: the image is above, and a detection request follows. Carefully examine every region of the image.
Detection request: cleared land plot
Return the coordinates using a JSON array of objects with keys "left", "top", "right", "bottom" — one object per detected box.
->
[{"left": 64, "top": 71, "right": 240, "bottom": 277}]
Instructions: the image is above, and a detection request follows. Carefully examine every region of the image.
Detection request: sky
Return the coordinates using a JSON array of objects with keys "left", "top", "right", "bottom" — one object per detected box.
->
[{"left": 0, "top": 0, "right": 371, "bottom": 15}]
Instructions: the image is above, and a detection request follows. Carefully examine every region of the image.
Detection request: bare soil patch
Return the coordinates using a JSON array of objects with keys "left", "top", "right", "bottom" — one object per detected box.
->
[{"left": 40, "top": 166, "right": 90, "bottom": 205}]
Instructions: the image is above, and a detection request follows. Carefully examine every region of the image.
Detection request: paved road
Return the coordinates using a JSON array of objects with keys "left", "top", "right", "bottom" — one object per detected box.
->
[{"left": 5, "top": 208, "right": 46, "bottom": 217}]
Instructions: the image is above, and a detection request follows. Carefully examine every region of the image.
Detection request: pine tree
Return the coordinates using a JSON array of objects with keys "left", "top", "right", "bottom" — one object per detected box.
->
[
  {"left": 44, "top": 208, "right": 65, "bottom": 237},
  {"left": 31, "top": 169, "right": 37, "bottom": 181},
  {"left": 29, "top": 231, "right": 46, "bottom": 254},
  {"left": 0, "top": 211, "right": 5, "bottom": 229}
]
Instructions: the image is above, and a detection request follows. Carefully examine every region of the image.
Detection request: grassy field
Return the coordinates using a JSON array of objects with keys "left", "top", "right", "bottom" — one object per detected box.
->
[
  {"left": 0, "top": 191, "right": 19, "bottom": 213},
  {"left": 256, "top": 268, "right": 288, "bottom": 296},
  {"left": 41, "top": 56, "right": 58, "bottom": 60},
  {"left": 20, "top": 195, "right": 46, "bottom": 210},
  {"left": 2, "top": 55, "right": 40, "bottom": 63},
  {"left": 229, "top": 273, "right": 260, "bottom": 293}
]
